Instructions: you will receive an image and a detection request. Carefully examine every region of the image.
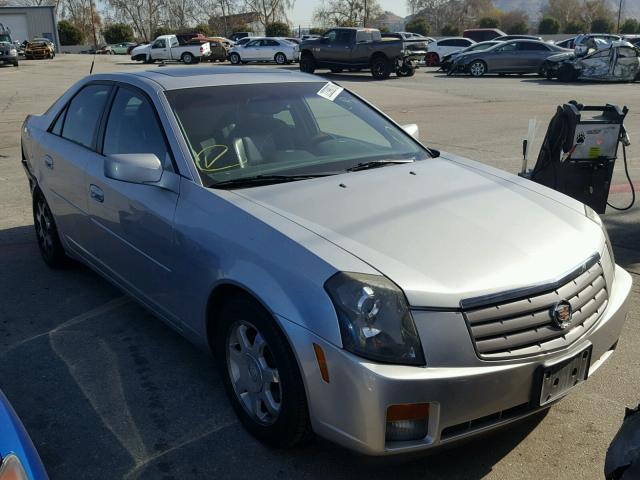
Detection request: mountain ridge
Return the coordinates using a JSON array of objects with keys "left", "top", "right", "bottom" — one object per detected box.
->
[{"left": 492, "top": 0, "right": 640, "bottom": 20}]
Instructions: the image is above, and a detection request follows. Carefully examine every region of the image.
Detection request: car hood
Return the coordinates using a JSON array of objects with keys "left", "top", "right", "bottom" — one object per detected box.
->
[
  {"left": 547, "top": 51, "right": 576, "bottom": 63},
  {"left": 235, "top": 154, "right": 603, "bottom": 308}
]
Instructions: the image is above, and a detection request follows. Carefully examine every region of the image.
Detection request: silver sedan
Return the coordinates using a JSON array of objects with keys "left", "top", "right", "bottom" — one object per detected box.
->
[{"left": 21, "top": 68, "right": 632, "bottom": 455}]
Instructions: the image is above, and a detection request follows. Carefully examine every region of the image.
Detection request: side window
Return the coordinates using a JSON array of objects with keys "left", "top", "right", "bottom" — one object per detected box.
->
[
  {"left": 50, "top": 106, "right": 67, "bottom": 136},
  {"left": 103, "top": 87, "right": 172, "bottom": 169},
  {"left": 497, "top": 43, "right": 517, "bottom": 53},
  {"left": 455, "top": 39, "right": 471, "bottom": 47},
  {"left": 305, "top": 96, "right": 391, "bottom": 148},
  {"left": 439, "top": 40, "right": 455, "bottom": 47},
  {"left": 356, "top": 31, "right": 371, "bottom": 43},
  {"left": 266, "top": 39, "right": 279, "bottom": 46},
  {"left": 61, "top": 84, "right": 112, "bottom": 149},
  {"left": 170, "top": 38, "right": 179, "bottom": 47},
  {"left": 586, "top": 49, "right": 610, "bottom": 59},
  {"left": 519, "top": 42, "right": 549, "bottom": 51},
  {"left": 324, "top": 30, "right": 337, "bottom": 43},
  {"left": 152, "top": 39, "right": 166, "bottom": 48},
  {"left": 246, "top": 40, "right": 260, "bottom": 47},
  {"left": 617, "top": 47, "right": 636, "bottom": 58},
  {"left": 336, "top": 30, "right": 352, "bottom": 44}
]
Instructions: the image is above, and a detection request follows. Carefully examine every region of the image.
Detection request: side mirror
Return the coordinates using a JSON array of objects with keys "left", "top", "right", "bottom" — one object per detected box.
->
[
  {"left": 401, "top": 123, "right": 420, "bottom": 140},
  {"left": 104, "top": 153, "right": 163, "bottom": 184}
]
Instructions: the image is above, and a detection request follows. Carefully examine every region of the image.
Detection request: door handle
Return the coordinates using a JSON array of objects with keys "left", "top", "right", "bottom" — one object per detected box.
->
[
  {"left": 89, "top": 184, "right": 104, "bottom": 203},
  {"left": 44, "top": 155, "right": 54, "bottom": 169}
]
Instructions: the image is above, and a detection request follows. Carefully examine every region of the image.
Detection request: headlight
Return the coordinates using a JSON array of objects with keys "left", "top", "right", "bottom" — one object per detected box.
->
[
  {"left": 585, "top": 205, "right": 615, "bottom": 264},
  {"left": 10, "top": 49, "right": 17, "bottom": 55},
  {"left": 324, "top": 272, "right": 425, "bottom": 366},
  {"left": 0, "top": 454, "right": 28, "bottom": 480}
]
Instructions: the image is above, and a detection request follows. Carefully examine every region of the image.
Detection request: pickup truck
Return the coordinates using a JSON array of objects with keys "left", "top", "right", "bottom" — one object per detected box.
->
[
  {"left": 299, "top": 28, "right": 426, "bottom": 79},
  {"left": 130, "top": 34, "right": 210, "bottom": 64}
]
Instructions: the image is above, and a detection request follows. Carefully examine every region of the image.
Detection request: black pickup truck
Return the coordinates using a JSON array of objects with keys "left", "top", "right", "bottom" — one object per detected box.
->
[{"left": 299, "top": 28, "right": 425, "bottom": 80}]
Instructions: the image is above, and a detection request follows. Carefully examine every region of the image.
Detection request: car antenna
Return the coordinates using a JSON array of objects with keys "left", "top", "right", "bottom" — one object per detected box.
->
[{"left": 88, "top": 0, "right": 98, "bottom": 74}]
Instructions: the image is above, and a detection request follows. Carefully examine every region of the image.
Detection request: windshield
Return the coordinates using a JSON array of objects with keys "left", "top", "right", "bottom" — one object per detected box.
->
[
  {"left": 0, "top": 34, "right": 10, "bottom": 43},
  {"left": 166, "top": 82, "right": 429, "bottom": 187}
]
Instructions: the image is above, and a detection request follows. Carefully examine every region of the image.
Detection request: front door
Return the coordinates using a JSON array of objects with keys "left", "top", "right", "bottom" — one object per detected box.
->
[
  {"left": 150, "top": 38, "right": 169, "bottom": 60},
  {"left": 242, "top": 39, "right": 261, "bottom": 60},
  {"left": 85, "top": 85, "right": 181, "bottom": 324},
  {"left": 577, "top": 49, "right": 612, "bottom": 79},
  {"left": 489, "top": 42, "right": 519, "bottom": 72}
]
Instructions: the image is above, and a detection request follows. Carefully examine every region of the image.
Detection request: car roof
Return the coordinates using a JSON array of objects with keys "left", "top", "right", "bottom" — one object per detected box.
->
[{"left": 96, "top": 67, "right": 322, "bottom": 91}]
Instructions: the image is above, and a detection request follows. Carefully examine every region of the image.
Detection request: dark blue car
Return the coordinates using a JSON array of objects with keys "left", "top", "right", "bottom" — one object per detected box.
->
[{"left": 0, "top": 390, "right": 48, "bottom": 479}]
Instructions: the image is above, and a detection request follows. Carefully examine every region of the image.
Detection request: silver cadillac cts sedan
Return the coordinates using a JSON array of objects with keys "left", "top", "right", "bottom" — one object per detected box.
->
[{"left": 21, "top": 67, "right": 632, "bottom": 455}]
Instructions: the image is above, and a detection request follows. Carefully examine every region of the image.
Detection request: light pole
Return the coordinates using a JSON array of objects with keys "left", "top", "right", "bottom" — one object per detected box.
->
[
  {"left": 617, "top": 0, "right": 624, "bottom": 32},
  {"left": 364, "top": 0, "right": 367, "bottom": 27}
]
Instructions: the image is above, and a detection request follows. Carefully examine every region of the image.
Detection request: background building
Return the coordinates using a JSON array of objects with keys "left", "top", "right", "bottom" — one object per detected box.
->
[{"left": 0, "top": 6, "right": 60, "bottom": 50}]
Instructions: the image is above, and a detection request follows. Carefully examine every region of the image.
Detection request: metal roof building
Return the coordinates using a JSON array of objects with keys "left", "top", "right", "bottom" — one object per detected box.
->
[{"left": 0, "top": 6, "right": 60, "bottom": 50}]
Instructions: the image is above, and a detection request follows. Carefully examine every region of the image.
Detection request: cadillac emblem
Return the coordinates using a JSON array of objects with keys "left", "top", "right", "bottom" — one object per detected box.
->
[{"left": 551, "top": 301, "right": 573, "bottom": 329}]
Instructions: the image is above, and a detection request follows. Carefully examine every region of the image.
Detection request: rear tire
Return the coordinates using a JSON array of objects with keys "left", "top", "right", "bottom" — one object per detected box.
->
[
  {"left": 299, "top": 53, "right": 316, "bottom": 74},
  {"left": 229, "top": 52, "right": 241, "bottom": 65},
  {"left": 216, "top": 294, "right": 313, "bottom": 448},
  {"left": 182, "top": 52, "right": 195, "bottom": 64},
  {"left": 275, "top": 52, "right": 287, "bottom": 65},
  {"left": 33, "top": 190, "right": 66, "bottom": 268},
  {"left": 371, "top": 56, "right": 391, "bottom": 80}
]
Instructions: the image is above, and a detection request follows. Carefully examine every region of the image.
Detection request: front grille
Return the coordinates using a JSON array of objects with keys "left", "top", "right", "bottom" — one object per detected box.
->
[{"left": 462, "top": 255, "right": 608, "bottom": 360}]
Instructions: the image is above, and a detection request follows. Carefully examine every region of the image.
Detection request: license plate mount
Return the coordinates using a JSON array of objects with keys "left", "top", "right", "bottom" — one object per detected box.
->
[{"left": 535, "top": 345, "right": 593, "bottom": 407}]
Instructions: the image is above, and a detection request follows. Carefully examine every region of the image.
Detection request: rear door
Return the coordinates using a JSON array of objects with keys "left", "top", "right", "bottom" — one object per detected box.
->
[
  {"left": 517, "top": 41, "right": 553, "bottom": 72},
  {"left": 85, "top": 84, "right": 180, "bottom": 323},
  {"left": 35, "top": 83, "right": 112, "bottom": 255}
]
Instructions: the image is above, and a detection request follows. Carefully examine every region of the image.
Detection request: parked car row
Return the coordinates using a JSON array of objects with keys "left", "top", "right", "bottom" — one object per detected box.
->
[{"left": 426, "top": 32, "right": 640, "bottom": 82}]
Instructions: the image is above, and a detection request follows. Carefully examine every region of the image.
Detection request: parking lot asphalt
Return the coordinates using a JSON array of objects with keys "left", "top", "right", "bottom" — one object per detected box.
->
[{"left": 1, "top": 55, "right": 639, "bottom": 479}]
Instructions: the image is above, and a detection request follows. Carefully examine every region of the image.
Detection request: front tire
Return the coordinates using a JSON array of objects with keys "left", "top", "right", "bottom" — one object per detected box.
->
[
  {"left": 217, "top": 295, "right": 312, "bottom": 448},
  {"left": 229, "top": 52, "right": 241, "bottom": 65},
  {"left": 33, "top": 190, "right": 66, "bottom": 268},
  {"left": 397, "top": 64, "right": 415, "bottom": 77},
  {"left": 469, "top": 60, "right": 487, "bottom": 77},
  {"left": 371, "top": 56, "right": 391, "bottom": 80},
  {"left": 425, "top": 52, "right": 439, "bottom": 67}
]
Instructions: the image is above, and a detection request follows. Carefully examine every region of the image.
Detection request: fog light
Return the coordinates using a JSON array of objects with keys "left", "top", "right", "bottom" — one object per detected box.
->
[{"left": 385, "top": 403, "right": 429, "bottom": 442}]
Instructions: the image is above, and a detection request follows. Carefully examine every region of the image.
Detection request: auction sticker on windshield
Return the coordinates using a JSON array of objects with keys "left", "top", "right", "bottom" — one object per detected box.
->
[{"left": 317, "top": 83, "right": 344, "bottom": 101}]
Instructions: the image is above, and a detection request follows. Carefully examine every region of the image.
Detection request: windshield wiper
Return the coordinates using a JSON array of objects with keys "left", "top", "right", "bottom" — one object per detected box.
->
[
  {"left": 211, "top": 173, "right": 334, "bottom": 189},
  {"left": 346, "top": 160, "right": 415, "bottom": 172}
]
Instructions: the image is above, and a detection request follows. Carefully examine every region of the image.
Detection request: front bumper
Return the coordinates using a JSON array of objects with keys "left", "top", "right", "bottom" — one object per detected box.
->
[
  {"left": 0, "top": 54, "right": 18, "bottom": 64},
  {"left": 281, "top": 264, "right": 632, "bottom": 455}
]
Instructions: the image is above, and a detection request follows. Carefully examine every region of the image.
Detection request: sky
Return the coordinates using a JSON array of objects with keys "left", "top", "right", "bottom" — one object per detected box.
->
[{"left": 288, "top": 0, "right": 410, "bottom": 27}]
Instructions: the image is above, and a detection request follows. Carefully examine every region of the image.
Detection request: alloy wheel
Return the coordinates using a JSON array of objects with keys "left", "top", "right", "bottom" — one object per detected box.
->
[
  {"left": 470, "top": 61, "right": 486, "bottom": 77},
  {"left": 227, "top": 320, "right": 282, "bottom": 425},
  {"left": 34, "top": 196, "right": 54, "bottom": 256}
]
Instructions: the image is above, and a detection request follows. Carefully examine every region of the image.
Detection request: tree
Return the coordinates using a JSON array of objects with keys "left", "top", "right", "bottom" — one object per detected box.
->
[
  {"left": 106, "top": 0, "right": 166, "bottom": 41},
  {"left": 501, "top": 10, "right": 529, "bottom": 35},
  {"left": 619, "top": 18, "right": 639, "bottom": 34},
  {"left": 405, "top": 17, "right": 430, "bottom": 36},
  {"left": 538, "top": 17, "right": 560, "bottom": 34},
  {"left": 478, "top": 16, "right": 499, "bottom": 28},
  {"left": 564, "top": 20, "right": 585, "bottom": 33},
  {"left": 60, "top": 0, "right": 102, "bottom": 45},
  {"left": 193, "top": 22, "right": 212, "bottom": 35},
  {"left": 441, "top": 24, "right": 459, "bottom": 36},
  {"left": 102, "top": 23, "right": 134, "bottom": 43},
  {"left": 244, "top": 0, "right": 294, "bottom": 29},
  {"left": 542, "top": 0, "right": 581, "bottom": 31},
  {"left": 154, "top": 26, "right": 173, "bottom": 38},
  {"left": 590, "top": 17, "right": 612, "bottom": 32},
  {"left": 58, "top": 19, "right": 83, "bottom": 44},
  {"left": 313, "top": 0, "right": 382, "bottom": 28},
  {"left": 266, "top": 21, "right": 290, "bottom": 36}
]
